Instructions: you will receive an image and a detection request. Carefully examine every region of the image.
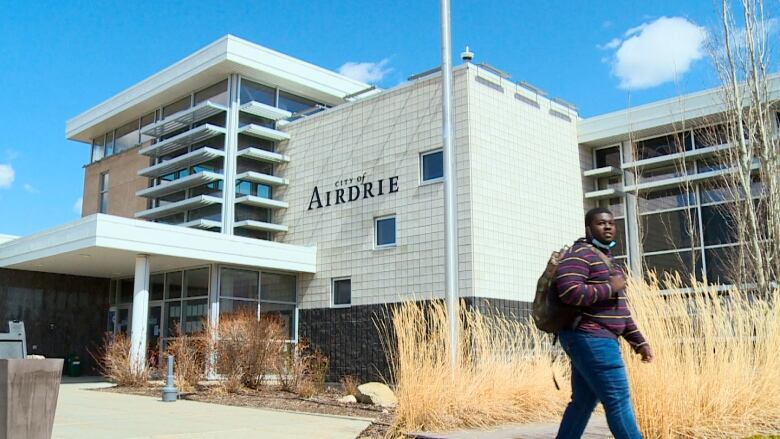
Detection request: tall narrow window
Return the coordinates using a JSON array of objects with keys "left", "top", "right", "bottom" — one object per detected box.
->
[{"left": 99, "top": 172, "right": 109, "bottom": 214}]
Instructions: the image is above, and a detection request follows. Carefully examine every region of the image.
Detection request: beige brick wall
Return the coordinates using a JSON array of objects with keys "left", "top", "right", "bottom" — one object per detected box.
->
[
  {"left": 82, "top": 146, "right": 150, "bottom": 218},
  {"left": 466, "top": 68, "right": 584, "bottom": 302},
  {"left": 277, "top": 69, "right": 473, "bottom": 309}
]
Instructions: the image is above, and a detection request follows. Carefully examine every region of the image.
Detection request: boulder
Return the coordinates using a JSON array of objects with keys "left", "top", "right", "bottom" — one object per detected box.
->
[
  {"left": 338, "top": 394, "right": 357, "bottom": 404},
  {"left": 356, "top": 382, "right": 397, "bottom": 407}
]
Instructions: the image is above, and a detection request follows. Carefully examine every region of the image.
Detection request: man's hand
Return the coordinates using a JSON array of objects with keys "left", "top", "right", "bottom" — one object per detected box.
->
[
  {"left": 637, "top": 344, "right": 653, "bottom": 363},
  {"left": 609, "top": 274, "right": 626, "bottom": 292}
]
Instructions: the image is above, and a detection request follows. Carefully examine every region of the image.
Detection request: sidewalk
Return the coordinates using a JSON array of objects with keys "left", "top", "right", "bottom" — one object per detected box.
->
[
  {"left": 53, "top": 379, "right": 371, "bottom": 439},
  {"left": 410, "top": 417, "right": 611, "bottom": 439}
]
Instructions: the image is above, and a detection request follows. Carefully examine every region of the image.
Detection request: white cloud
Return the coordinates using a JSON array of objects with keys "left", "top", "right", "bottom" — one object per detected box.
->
[
  {"left": 338, "top": 59, "right": 392, "bottom": 84},
  {"left": 0, "top": 164, "right": 14, "bottom": 188},
  {"left": 601, "top": 16, "right": 707, "bottom": 90},
  {"left": 598, "top": 38, "right": 622, "bottom": 50},
  {"left": 73, "top": 197, "right": 83, "bottom": 215},
  {"left": 23, "top": 183, "right": 39, "bottom": 194}
]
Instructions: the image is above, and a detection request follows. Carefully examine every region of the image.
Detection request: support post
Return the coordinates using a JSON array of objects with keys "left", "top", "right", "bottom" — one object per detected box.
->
[
  {"left": 129, "top": 255, "right": 151, "bottom": 373},
  {"left": 440, "top": 0, "right": 460, "bottom": 370}
]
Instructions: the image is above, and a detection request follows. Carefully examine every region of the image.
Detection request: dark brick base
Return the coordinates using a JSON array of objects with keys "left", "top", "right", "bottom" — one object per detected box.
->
[
  {"left": 0, "top": 268, "right": 110, "bottom": 374},
  {"left": 298, "top": 297, "right": 533, "bottom": 382}
]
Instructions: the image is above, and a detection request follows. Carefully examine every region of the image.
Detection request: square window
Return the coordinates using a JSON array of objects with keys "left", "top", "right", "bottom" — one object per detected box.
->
[
  {"left": 421, "top": 150, "right": 444, "bottom": 182},
  {"left": 375, "top": 216, "right": 396, "bottom": 248},
  {"left": 332, "top": 278, "right": 351, "bottom": 307}
]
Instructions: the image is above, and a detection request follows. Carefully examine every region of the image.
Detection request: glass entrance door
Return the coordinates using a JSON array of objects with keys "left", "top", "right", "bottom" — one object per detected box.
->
[{"left": 148, "top": 304, "right": 162, "bottom": 367}]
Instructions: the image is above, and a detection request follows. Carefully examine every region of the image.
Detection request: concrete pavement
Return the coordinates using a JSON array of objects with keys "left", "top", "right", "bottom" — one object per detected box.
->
[{"left": 53, "top": 379, "right": 371, "bottom": 439}]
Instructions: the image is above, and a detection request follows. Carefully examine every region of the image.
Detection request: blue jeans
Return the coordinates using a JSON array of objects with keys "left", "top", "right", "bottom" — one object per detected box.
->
[{"left": 556, "top": 330, "right": 643, "bottom": 439}]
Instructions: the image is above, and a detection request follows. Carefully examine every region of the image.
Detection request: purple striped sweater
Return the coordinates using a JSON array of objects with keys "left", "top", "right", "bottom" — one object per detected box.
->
[{"left": 554, "top": 238, "right": 647, "bottom": 352}]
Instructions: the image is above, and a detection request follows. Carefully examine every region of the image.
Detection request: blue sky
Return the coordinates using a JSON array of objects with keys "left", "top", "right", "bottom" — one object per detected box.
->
[{"left": 0, "top": 0, "right": 773, "bottom": 236}]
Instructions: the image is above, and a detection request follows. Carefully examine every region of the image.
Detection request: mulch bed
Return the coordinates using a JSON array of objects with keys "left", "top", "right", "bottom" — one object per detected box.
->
[{"left": 98, "top": 383, "right": 394, "bottom": 438}]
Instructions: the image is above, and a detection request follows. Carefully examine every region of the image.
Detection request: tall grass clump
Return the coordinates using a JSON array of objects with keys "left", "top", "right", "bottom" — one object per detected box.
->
[
  {"left": 91, "top": 332, "right": 150, "bottom": 387},
  {"left": 164, "top": 326, "right": 207, "bottom": 392},
  {"left": 383, "top": 300, "right": 568, "bottom": 434},
  {"left": 625, "top": 275, "right": 780, "bottom": 438}
]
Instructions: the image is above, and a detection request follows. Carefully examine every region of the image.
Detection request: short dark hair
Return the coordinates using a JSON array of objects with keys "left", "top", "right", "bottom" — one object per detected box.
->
[{"left": 585, "top": 207, "right": 613, "bottom": 227}]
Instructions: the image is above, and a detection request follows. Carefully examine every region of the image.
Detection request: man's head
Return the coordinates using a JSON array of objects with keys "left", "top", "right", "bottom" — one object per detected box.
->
[{"left": 585, "top": 207, "right": 616, "bottom": 244}]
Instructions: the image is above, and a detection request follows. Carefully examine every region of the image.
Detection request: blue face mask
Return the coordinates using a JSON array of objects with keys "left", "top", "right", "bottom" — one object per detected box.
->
[{"left": 592, "top": 238, "right": 617, "bottom": 250}]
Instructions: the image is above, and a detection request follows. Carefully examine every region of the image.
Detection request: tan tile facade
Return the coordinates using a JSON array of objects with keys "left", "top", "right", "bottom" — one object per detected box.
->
[
  {"left": 277, "top": 69, "right": 473, "bottom": 309},
  {"left": 82, "top": 146, "right": 150, "bottom": 218}
]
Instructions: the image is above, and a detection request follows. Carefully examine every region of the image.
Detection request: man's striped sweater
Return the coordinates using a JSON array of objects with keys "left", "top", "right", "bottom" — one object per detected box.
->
[{"left": 554, "top": 238, "right": 647, "bottom": 352}]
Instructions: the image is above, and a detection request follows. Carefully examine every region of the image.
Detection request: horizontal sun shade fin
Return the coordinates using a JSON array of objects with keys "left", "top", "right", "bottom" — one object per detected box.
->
[
  {"left": 235, "top": 171, "right": 288, "bottom": 186},
  {"left": 138, "top": 147, "right": 225, "bottom": 178},
  {"left": 139, "top": 124, "right": 226, "bottom": 157},
  {"left": 135, "top": 195, "right": 223, "bottom": 220},
  {"left": 234, "top": 195, "right": 289, "bottom": 209},
  {"left": 180, "top": 219, "right": 222, "bottom": 229},
  {"left": 235, "top": 147, "right": 290, "bottom": 164},
  {"left": 142, "top": 101, "right": 228, "bottom": 138},
  {"left": 136, "top": 171, "right": 224, "bottom": 198},
  {"left": 239, "top": 101, "right": 292, "bottom": 121},
  {"left": 238, "top": 124, "right": 291, "bottom": 141},
  {"left": 234, "top": 220, "right": 289, "bottom": 233}
]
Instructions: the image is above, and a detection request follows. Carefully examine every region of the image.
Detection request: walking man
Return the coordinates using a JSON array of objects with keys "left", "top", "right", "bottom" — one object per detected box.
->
[{"left": 555, "top": 207, "right": 653, "bottom": 439}]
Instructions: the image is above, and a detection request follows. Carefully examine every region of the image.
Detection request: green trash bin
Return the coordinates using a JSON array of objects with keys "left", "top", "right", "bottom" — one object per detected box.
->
[{"left": 65, "top": 354, "right": 81, "bottom": 377}]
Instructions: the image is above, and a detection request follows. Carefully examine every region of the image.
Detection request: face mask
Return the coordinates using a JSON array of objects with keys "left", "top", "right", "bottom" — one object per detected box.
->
[{"left": 592, "top": 238, "right": 616, "bottom": 250}]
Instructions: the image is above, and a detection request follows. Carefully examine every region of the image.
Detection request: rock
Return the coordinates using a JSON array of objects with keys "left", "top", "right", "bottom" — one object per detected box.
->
[
  {"left": 356, "top": 382, "right": 397, "bottom": 407},
  {"left": 338, "top": 395, "right": 357, "bottom": 404}
]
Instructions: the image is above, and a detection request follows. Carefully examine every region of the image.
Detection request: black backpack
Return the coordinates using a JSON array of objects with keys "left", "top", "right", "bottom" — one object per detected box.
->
[{"left": 532, "top": 245, "right": 579, "bottom": 333}]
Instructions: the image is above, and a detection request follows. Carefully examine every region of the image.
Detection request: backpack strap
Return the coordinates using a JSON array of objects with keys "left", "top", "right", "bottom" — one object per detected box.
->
[{"left": 585, "top": 243, "right": 616, "bottom": 275}]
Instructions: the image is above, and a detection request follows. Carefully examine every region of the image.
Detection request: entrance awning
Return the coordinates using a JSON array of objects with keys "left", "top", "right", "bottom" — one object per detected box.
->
[{"left": 0, "top": 214, "right": 316, "bottom": 278}]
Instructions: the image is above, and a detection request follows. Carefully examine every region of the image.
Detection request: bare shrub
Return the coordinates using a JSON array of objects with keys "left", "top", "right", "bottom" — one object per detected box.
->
[
  {"left": 164, "top": 326, "right": 207, "bottom": 393},
  {"left": 211, "top": 309, "right": 287, "bottom": 392},
  {"left": 277, "top": 339, "right": 329, "bottom": 397},
  {"left": 91, "top": 332, "right": 150, "bottom": 387},
  {"left": 382, "top": 300, "right": 567, "bottom": 434},
  {"left": 340, "top": 375, "right": 360, "bottom": 397},
  {"left": 626, "top": 275, "right": 780, "bottom": 438}
]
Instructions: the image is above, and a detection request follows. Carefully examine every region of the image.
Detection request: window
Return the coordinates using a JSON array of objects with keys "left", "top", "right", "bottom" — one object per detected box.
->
[
  {"left": 421, "top": 149, "right": 444, "bottom": 182},
  {"left": 194, "top": 80, "right": 228, "bottom": 106},
  {"left": 595, "top": 146, "right": 621, "bottom": 168},
  {"left": 375, "top": 216, "right": 396, "bottom": 248},
  {"left": 240, "top": 79, "right": 275, "bottom": 106},
  {"left": 278, "top": 91, "right": 318, "bottom": 113},
  {"left": 220, "top": 268, "right": 259, "bottom": 318},
  {"left": 98, "top": 172, "right": 109, "bottom": 214},
  {"left": 633, "top": 132, "right": 692, "bottom": 160},
  {"left": 92, "top": 135, "right": 105, "bottom": 162},
  {"left": 332, "top": 278, "right": 351, "bottom": 306},
  {"left": 114, "top": 119, "right": 140, "bottom": 154}
]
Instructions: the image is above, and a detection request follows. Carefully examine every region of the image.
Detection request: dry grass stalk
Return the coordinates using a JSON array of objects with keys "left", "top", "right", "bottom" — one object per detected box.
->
[
  {"left": 340, "top": 375, "right": 360, "bottom": 397},
  {"left": 277, "top": 339, "right": 329, "bottom": 398},
  {"left": 165, "top": 326, "right": 207, "bottom": 393},
  {"left": 625, "top": 275, "right": 780, "bottom": 438},
  {"left": 91, "top": 332, "right": 150, "bottom": 387},
  {"left": 383, "top": 300, "right": 568, "bottom": 435}
]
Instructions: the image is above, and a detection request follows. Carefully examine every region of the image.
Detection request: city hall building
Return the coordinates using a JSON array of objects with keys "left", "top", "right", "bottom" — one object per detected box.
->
[{"left": 0, "top": 35, "right": 774, "bottom": 379}]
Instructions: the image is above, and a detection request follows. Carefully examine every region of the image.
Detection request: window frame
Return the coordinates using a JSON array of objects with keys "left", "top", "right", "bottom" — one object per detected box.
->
[
  {"left": 98, "top": 172, "right": 109, "bottom": 214},
  {"left": 420, "top": 149, "right": 444, "bottom": 185},
  {"left": 374, "top": 215, "right": 397, "bottom": 249},
  {"left": 331, "top": 277, "right": 352, "bottom": 308}
]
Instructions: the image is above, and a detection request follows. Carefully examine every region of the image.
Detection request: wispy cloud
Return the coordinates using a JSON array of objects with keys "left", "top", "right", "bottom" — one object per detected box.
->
[
  {"left": 338, "top": 59, "right": 392, "bottom": 84},
  {"left": 4, "top": 149, "right": 20, "bottom": 161},
  {"left": 0, "top": 164, "right": 15, "bottom": 189},
  {"left": 23, "top": 183, "right": 39, "bottom": 194},
  {"left": 73, "top": 197, "right": 83, "bottom": 215},
  {"left": 600, "top": 16, "right": 708, "bottom": 90}
]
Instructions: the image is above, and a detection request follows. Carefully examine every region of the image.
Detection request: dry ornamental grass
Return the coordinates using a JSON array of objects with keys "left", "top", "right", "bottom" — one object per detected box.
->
[{"left": 384, "top": 278, "right": 780, "bottom": 438}]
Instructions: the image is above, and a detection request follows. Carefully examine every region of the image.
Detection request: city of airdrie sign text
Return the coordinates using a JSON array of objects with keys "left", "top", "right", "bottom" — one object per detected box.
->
[{"left": 308, "top": 174, "right": 398, "bottom": 210}]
